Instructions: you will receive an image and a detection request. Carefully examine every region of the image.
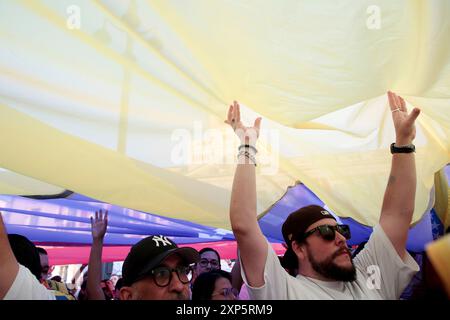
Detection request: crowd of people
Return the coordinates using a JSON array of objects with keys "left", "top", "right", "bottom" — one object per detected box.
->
[
  {"left": 0, "top": 92, "right": 448, "bottom": 300},
  {"left": 0, "top": 210, "right": 242, "bottom": 300}
]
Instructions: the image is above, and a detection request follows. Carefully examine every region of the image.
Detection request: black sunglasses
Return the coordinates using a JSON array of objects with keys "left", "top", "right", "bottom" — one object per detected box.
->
[{"left": 300, "top": 224, "right": 351, "bottom": 242}]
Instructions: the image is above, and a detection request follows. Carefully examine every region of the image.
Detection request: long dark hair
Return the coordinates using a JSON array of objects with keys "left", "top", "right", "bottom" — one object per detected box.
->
[{"left": 191, "top": 270, "right": 231, "bottom": 300}]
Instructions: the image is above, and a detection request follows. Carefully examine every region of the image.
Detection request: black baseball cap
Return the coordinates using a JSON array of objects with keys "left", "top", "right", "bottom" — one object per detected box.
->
[
  {"left": 122, "top": 235, "right": 200, "bottom": 286},
  {"left": 282, "top": 205, "right": 336, "bottom": 244}
]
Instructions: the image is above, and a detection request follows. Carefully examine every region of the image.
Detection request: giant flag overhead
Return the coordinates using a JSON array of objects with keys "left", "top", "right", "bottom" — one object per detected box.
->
[{"left": 0, "top": 1, "right": 449, "bottom": 231}]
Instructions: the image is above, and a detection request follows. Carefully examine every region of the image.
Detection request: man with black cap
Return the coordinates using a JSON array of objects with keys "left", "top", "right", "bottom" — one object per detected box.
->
[
  {"left": 225, "top": 92, "right": 421, "bottom": 299},
  {"left": 119, "top": 235, "right": 199, "bottom": 300}
]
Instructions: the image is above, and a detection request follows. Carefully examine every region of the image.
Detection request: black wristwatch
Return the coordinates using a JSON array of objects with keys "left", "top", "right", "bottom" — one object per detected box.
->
[{"left": 390, "top": 143, "right": 415, "bottom": 154}]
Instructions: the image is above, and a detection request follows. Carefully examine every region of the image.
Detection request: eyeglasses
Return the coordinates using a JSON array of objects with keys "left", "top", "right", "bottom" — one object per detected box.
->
[
  {"left": 148, "top": 265, "right": 194, "bottom": 287},
  {"left": 300, "top": 224, "right": 351, "bottom": 242},
  {"left": 212, "top": 287, "right": 239, "bottom": 299},
  {"left": 198, "top": 259, "right": 220, "bottom": 269}
]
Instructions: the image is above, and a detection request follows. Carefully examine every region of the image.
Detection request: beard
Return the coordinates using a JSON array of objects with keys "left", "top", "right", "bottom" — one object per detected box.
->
[{"left": 307, "top": 246, "right": 357, "bottom": 282}]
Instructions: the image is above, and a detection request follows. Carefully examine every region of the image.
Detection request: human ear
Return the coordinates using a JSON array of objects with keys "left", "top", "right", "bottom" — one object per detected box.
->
[
  {"left": 292, "top": 241, "right": 306, "bottom": 261},
  {"left": 119, "top": 286, "right": 136, "bottom": 300}
]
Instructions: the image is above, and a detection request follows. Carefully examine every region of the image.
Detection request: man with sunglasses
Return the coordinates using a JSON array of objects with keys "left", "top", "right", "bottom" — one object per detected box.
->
[
  {"left": 119, "top": 235, "right": 199, "bottom": 300},
  {"left": 225, "top": 92, "right": 421, "bottom": 299}
]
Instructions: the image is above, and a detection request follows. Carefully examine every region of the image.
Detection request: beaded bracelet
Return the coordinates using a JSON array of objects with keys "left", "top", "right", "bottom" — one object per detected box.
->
[
  {"left": 238, "top": 144, "right": 258, "bottom": 154},
  {"left": 237, "top": 150, "right": 257, "bottom": 166}
]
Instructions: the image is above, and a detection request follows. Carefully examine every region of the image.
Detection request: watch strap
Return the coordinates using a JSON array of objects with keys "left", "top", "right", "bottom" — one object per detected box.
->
[{"left": 390, "top": 142, "right": 415, "bottom": 154}]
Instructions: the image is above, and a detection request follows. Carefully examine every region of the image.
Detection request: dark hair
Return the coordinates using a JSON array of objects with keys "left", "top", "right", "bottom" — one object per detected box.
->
[
  {"left": 8, "top": 234, "right": 42, "bottom": 281},
  {"left": 51, "top": 275, "right": 62, "bottom": 282},
  {"left": 37, "top": 247, "right": 48, "bottom": 255},
  {"left": 278, "top": 254, "right": 297, "bottom": 277},
  {"left": 78, "top": 279, "right": 88, "bottom": 301},
  {"left": 198, "top": 247, "right": 221, "bottom": 262},
  {"left": 192, "top": 270, "right": 232, "bottom": 300},
  {"left": 280, "top": 247, "right": 299, "bottom": 274},
  {"left": 115, "top": 278, "right": 124, "bottom": 291}
]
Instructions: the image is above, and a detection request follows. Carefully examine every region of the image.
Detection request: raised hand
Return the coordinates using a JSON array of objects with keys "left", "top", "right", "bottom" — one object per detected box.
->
[
  {"left": 387, "top": 91, "right": 420, "bottom": 146},
  {"left": 224, "top": 101, "right": 262, "bottom": 146},
  {"left": 87, "top": 209, "right": 108, "bottom": 300},
  {"left": 90, "top": 209, "right": 108, "bottom": 241}
]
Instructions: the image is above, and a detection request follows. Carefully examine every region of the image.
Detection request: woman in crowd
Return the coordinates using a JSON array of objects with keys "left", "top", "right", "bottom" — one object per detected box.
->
[{"left": 192, "top": 270, "right": 239, "bottom": 300}]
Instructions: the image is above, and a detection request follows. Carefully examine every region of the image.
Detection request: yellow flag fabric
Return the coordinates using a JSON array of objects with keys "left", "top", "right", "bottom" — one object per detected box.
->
[{"left": 0, "top": 0, "right": 449, "bottom": 229}]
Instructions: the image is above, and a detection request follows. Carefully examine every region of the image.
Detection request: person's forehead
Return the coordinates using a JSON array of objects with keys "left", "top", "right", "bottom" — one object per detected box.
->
[
  {"left": 214, "top": 277, "right": 232, "bottom": 289},
  {"left": 305, "top": 218, "right": 337, "bottom": 233},
  {"left": 200, "top": 251, "right": 219, "bottom": 261}
]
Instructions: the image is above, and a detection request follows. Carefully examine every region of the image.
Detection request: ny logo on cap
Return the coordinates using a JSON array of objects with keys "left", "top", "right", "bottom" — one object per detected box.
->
[
  {"left": 321, "top": 210, "right": 330, "bottom": 216},
  {"left": 152, "top": 235, "right": 172, "bottom": 247}
]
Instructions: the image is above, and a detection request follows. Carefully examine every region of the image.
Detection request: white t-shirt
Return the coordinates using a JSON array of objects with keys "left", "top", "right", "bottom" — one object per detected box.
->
[
  {"left": 4, "top": 264, "right": 56, "bottom": 300},
  {"left": 241, "top": 224, "right": 420, "bottom": 300}
]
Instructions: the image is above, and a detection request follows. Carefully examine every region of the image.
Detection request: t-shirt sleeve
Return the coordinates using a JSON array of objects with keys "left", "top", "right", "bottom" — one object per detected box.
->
[
  {"left": 353, "top": 224, "right": 419, "bottom": 299},
  {"left": 3, "top": 264, "right": 56, "bottom": 300},
  {"left": 240, "top": 241, "right": 290, "bottom": 300}
]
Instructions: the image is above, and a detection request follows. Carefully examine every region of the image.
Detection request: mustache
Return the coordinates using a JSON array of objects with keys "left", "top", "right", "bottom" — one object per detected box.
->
[
  {"left": 332, "top": 247, "right": 352, "bottom": 259},
  {"left": 175, "top": 293, "right": 190, "bottom": 300}
]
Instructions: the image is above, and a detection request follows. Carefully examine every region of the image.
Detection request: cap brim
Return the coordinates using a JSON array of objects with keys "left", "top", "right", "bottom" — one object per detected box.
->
[{"left": 167, "top": 247, "right": 200, "bottom": 265}]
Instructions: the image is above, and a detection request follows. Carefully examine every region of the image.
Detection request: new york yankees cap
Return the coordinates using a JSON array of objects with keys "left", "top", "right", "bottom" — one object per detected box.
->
[{"left": 122, "top": 235, "right": 200, "bottom": 286}]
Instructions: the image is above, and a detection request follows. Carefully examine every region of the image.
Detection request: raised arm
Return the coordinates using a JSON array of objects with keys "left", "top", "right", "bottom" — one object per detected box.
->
[
  {"left": 380, "top": 91, "right": 421, "bottom": 260},
  {"left": 0, "top": 212, "right": 19, "bottom": 299},
  {"left": 226, "top": 101, "right": 267, "bottom": 287},
  {"left": 86, "top": 209, "right": 108, "bottom": 300}
]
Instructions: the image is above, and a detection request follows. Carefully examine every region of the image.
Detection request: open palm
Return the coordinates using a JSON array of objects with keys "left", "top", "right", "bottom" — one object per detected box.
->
[
  {"left": 387, "top": 91, "right": 420, "bottom": 145},
  {"left": 91, "top": 209, "right": 108, "bottom": 240},
  {"left": 224, "top": 101, "right": 262, "bottom": 145}
]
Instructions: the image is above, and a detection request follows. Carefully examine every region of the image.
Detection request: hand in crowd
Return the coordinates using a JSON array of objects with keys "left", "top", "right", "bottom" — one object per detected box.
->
[{"left": 90, "top": 210, "right": 108, "bottom": 241}]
